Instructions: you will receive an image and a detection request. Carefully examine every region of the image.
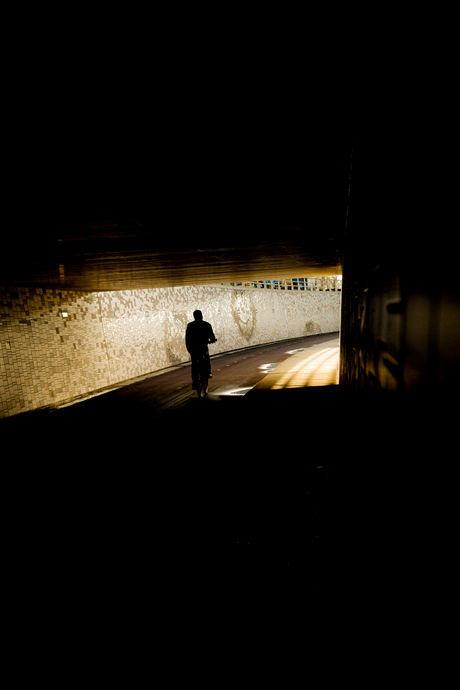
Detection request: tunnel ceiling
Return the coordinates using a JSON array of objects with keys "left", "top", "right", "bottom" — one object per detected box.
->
[
  {"left": 2, "top": 100, "right": 354, "bottom": 292},
  {"left": 2, "top": 223, "right": 346, "bottom": 293}
]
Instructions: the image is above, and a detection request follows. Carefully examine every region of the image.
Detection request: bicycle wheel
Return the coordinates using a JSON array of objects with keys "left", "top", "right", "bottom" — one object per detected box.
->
[
  {"left": 197, "top": 375, "right": 208, "bottom": 397},
  {"left": 197, "top": 355, "right": 208, "bottom": 397}
]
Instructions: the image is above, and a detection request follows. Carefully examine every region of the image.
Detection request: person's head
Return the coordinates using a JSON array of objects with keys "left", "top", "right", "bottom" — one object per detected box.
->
[{"left": 193, "top": 310, "right": 203, "bottom": 321}]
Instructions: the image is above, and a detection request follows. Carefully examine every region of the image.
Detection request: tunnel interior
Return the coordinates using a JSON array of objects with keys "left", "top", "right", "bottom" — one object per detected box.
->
[
  {"left": 3, "top": 99, "right": 456, "bottom": 401},
  {"left": 1, "top": 94, "right": 456, "bottom": 596}
]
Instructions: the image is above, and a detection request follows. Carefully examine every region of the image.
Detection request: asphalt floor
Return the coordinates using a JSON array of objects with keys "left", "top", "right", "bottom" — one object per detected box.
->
[{"left": 2, "top": 332, "right": 451, "bottom": 613}]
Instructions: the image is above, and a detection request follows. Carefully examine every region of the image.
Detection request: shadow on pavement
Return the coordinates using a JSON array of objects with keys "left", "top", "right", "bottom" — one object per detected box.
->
[{"left": 2, "top": 385, "right": 450, "bottom": 613}]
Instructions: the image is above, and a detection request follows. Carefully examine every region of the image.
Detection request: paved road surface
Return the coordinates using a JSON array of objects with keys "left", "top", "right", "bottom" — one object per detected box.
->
[
  {"left": 2, "top": 331, "right": 441, "bottom": 612},
  {"left": 3, "top": 334, "right": 346, "bottom": 576}
]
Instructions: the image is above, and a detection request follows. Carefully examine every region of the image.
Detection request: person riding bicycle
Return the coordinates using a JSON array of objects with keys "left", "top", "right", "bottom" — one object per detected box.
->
[{"left": 185, "top": 310, "right": 217, "bottom": 390}]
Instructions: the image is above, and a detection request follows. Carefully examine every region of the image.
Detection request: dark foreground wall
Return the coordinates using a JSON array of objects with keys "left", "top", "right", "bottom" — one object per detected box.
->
[
  {"left": 337, "top": 101, "right": 457, "bottom": 593},
  {"left": 340, "top": 102, "right": 459, "bottom": 396}
]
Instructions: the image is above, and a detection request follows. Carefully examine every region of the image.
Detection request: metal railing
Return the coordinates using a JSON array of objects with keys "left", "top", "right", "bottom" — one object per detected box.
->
[{"left": 220, "top": 277, "right": 342, "bottom": 291}]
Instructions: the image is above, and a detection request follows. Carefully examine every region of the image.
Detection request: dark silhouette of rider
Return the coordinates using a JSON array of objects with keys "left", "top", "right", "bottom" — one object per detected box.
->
[{"left": 185, "top": 310, "right": 217, "bottom": 389}]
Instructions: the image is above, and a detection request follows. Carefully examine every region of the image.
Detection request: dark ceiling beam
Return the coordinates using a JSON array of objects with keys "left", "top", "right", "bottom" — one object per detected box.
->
[
  {"left": 1, "top": 224, "right": 343, "bottom": 292},
  {"left": 1, "top": 100, "right": 355, "bottom": 291}
]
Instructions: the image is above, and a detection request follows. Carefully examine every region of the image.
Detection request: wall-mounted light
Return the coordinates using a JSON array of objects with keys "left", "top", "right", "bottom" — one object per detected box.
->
[{"left": 61, "top": 311, "right": 68, "bottom": 318}]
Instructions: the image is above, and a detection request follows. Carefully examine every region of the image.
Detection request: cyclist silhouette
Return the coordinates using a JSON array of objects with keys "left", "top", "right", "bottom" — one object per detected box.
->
[{"left": 185, "top": 310, "right": 217, "bottom": 390}]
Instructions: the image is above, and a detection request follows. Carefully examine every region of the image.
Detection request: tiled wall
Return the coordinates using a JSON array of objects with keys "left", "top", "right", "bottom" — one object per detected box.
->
[{"left": 0, "top": 285, "right": 341, "bottom": 418}]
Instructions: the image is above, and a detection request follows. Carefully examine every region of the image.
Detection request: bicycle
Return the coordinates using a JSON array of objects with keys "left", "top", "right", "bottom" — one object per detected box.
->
[
  {"left": 195, "top": 338, "right": 217, "bottom": 398},
  {"left": 196, "top": 353, "right": 209, "bottom": 398}
]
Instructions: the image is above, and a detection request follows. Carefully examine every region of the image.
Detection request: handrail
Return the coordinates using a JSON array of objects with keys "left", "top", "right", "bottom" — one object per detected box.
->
[{"left": 218, "top": 277, "right": 342, "bottom": 291}]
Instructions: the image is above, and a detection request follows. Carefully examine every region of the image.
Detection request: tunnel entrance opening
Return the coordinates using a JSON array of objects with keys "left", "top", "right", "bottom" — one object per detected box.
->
[{"left": 0, "top": 276, "right": 342, "bottom": 420}]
